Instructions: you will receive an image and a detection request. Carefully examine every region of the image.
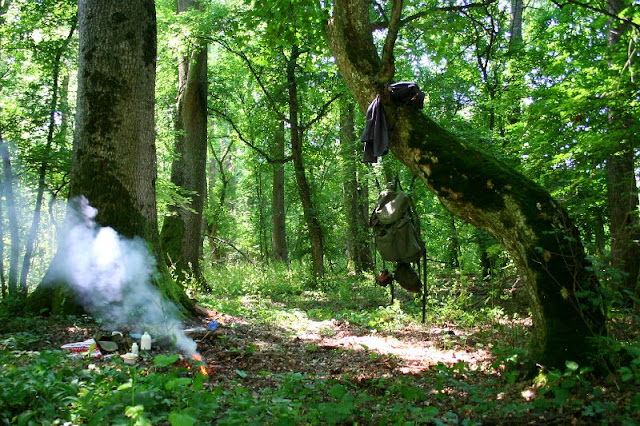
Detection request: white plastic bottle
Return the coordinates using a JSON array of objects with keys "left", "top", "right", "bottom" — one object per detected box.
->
[
  {"left": 140, "top": 332, "right": 152, "bottom": 351},
  {"left": 131, "top": 342, "right": 139, "bottom": 356}
]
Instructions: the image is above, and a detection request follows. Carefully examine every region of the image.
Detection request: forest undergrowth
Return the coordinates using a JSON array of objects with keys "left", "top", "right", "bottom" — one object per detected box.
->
[{"left": 1, "top": 262, "right": 639, "bottom": 425}]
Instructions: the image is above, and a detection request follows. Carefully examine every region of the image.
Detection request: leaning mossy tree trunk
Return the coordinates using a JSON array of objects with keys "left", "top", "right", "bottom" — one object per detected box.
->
[
  {"left": 326, "top": 0, "right": 606, "bottom": 368},
  {"left": 28, "top": 0, "right": 195, "bottom": 318}
]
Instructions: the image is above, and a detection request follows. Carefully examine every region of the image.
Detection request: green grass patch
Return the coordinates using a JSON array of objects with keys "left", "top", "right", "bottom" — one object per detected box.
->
[{"left": 0, "top": 262, "right": 638, "bottom": 424}]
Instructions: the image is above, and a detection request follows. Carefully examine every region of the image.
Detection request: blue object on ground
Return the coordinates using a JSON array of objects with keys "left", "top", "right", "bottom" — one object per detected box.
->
[{"left": 208, "top": 320, "right": 218, "bottom": 331}]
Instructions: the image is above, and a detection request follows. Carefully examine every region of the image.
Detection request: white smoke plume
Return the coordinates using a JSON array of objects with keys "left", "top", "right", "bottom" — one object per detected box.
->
[{"left": 46, "top": 196, "right": 197, "bottom": 355}]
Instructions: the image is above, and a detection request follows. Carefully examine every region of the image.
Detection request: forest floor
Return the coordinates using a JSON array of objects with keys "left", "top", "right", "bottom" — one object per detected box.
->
[{"left": 38, "top": 288, "right": 640, "bottom": 425}]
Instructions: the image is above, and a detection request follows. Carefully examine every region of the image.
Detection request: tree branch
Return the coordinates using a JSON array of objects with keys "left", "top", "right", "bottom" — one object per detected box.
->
[
  {"left": 387, "top": 0, "right": 498, "bottom": 28},
  {"left": 208, "top": 135, "right": 234, "bottom": 181},
  {"left": 207, "top": 36, "right": 289, "bottom": 124},
  {"left": 209, "top": 104, "right": 291, "bottom": 165},
  {"left": 551, "top": 0, "right": 640, "bottom": 30},
  {"left": 379, "top": 0, "right": 403, "bottom": 84},
  {"left": 372, "top": 0, "right": 388, "bottom": 23},
  {"left": 300, "top": 93, "right": 343, "bottom": 132},
  {"left": 211, "top": 236, "right": 255, "bottom": 265}
]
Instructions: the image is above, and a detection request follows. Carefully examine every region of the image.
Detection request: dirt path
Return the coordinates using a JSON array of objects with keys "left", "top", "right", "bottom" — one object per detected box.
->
[
  {"left": 40, "top": 306, "right": 638, "bottom": 424},
  {"left": 194, "top": 307, "right": 496, "bottom": 386}
]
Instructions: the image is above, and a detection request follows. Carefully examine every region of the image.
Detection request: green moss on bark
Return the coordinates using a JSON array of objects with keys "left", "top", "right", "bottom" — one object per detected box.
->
[
  {"left": 154, "top": 265, "right": 197, "bottom": 318},
  {"left": 27, "top": 279, "right": 84, "bottom": 316},
  {"left": 160, "top": 213, "right": 186, "bottom": 274},
  {"left": 387, "top": 104, "right": 605, "bottom": 368}
]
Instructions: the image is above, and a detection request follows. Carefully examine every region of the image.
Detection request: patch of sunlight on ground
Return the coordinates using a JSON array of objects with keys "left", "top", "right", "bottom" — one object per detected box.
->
[
  {"left": 205, "top": 294, "right": 495, "bottom": 374},
  {"left": 269, "top": 309, "right": 493, "bottom": 374}
]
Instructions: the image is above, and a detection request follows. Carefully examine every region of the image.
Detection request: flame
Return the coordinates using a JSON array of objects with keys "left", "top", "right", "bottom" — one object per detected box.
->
[{"left": 191, "top": 353, "right": 209, "bottom": 376}]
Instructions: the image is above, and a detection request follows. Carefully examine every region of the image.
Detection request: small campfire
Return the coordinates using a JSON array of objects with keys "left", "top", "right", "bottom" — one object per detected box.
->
[
  {"left": 191, "top": 353, "right": 210, "bottom": 376},
  {"left": 177, "top": 353, "right": 212, "bottom": 376},
  {"left": 61, "top": 320, "right": 220, "bottom": 377}
]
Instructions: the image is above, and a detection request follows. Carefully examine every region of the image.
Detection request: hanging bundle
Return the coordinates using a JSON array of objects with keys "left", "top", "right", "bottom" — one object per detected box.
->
[
  {"left": 361, "top": 81, "right": 426, "bottom": 164},
  {"left": 370, "top": 187, "right": 425, "bottom": 292},
  {"left": 370, "top": 189, "right": 424, "bottom": 264}
]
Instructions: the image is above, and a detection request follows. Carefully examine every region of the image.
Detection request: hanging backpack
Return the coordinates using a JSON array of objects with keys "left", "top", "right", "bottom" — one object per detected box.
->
[{"left": 370, "top": 189, "right": 424, "bottom": 265}]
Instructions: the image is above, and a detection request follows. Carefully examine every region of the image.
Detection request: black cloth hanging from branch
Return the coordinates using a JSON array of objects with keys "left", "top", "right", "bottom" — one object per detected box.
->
[
  {"left": 361, "top": 95, "right": 388, "bottom": 164},
  {"left": 360, "top": 82, "right": 425, "bottom": 164}
]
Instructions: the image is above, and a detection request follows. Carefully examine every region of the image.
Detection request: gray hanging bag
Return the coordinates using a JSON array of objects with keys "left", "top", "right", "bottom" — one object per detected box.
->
[{"left": 370, "top": 189, "right": 424, "bottom": 264}]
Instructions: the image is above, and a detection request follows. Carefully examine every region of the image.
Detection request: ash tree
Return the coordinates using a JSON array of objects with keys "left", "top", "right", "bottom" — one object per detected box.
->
[
  {"left": 28, "top": 0, "right": 194, "bottom": 315},
  {"left": 159, "top": 0, "right": 209, "bottom": 289},
  {"left": 326, "top": 0, "right": 606, "bottom": 368}
]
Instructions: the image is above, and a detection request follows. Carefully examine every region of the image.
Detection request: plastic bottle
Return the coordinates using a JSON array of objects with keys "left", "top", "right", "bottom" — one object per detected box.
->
[
  {"left": 140, "top": 332, "right": 152, "bottom": 351},
  {"left": 131, "top": 342, "right": 139, "bottom": 356}
]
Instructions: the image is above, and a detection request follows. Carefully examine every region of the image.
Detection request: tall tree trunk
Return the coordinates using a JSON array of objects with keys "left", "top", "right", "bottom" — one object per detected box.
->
[
  {"left": 205, "top": 145, "right": 219, "bottom": 264},
  {"left": 29, "top": 0, "right": 194, "bottom": 315},
  {"left": 68, "top": 0, "right": 159, "bottom": 240},
  {"left": 357, "top": 172, "right": 373, "bottom": 272},
  {"left": 160, "top": 0, "right": 208, "bottom": 285},
  {"left": 509, "top": 0, "right": 524, "bottom": 52},
  {"left": 605, "top": 0, "right": 640, "bottom": 304},
  {"left": 506, "top": 0, "right": 525, "bottom": 129},
  {"left": 0, "top": 130, "right": 7, "bottom": 297},
  {"left": 476, "top": 230, "right": 493, "bottom": 280},
  {"left": 340, "top": 100, "right": 371, "bottom": 274},
  {"left": 20, "top": 23, "right": 76, "bottom": 294},
  {"left": 327, "top": 0, "right": 605, "bottom": 368},
  {"left": 205, "top": 136, "right": 233, "bottom": 264},
  {"left": 271, "top": 120, "right": 288, "bottom": 263},
  {"left": 447, "top": 215, "right": 461, "bottom": 268},
  {"left": 340, "top": 101, "right": 359, "bottom": 271},
  {"left": 287, "top": 45, "right": 325, "bottom": 276},
  {"left": 256, "top": 165, "right": 269, "bottom": 260},
  {"left": 0, "top": 0, "right": 9, "bottom": 298},
  {"left": 0, "top": 138, "right": 19, "bottom": 296},
  {"left": 58, "top": 74, "right": 72, "bottom": 143}
]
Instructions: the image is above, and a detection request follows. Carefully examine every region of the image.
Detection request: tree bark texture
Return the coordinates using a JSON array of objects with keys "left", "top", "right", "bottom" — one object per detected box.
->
[
  {"left": 340, "top": 101, "right": 371, "bottom": 274},
  {"left": 205, "top": 147, "right": 220, "bottom": 263},
  {"left": 271, "top": 120, "right": 288, "bottom": 263},
  {"left": 69, "top": 0, "right": 159, "bottom": 241},
  {"left": 606, "top": 145, "right": 640, "bottom": 299},
  {"left": 327, "top": 0, "right": 606, "bottom": 367},
  {"left": 606, "top": 0, "right": 640, "bottom": 301},
  {"left": 256, "top": 165, "right": 269, "bottom": 259},
  {"left": 0, "top": 140, "right": 19, "bottom": 296},
  {"left": 288, "top": 45, "right": 325, "bottom": 276},
  {"left": 447, "top": 215, "right": 461, "bottom": 268},
  {"left": 0, "top": 155, "right": 5, "bottom": 298},
  {"left": 29, "top": 0, "right": 194, "bottom": 315},
  {"left": 509, "top": 0, "right": 524, "bottom": 52},
  {"left": 0, "top": 0, "right": 10, "bottom": 298},
  {"left": 160, "top": 0, "right": 208, "bottom": 283}
]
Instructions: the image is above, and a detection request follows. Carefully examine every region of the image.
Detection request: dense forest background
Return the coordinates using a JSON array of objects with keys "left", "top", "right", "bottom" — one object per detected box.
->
[
  {"left": 1, "top": 0, "right": 636, "bottom": 307},
  {"left": 0, "top": 0, "right": 639, "bottom": 423}
]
